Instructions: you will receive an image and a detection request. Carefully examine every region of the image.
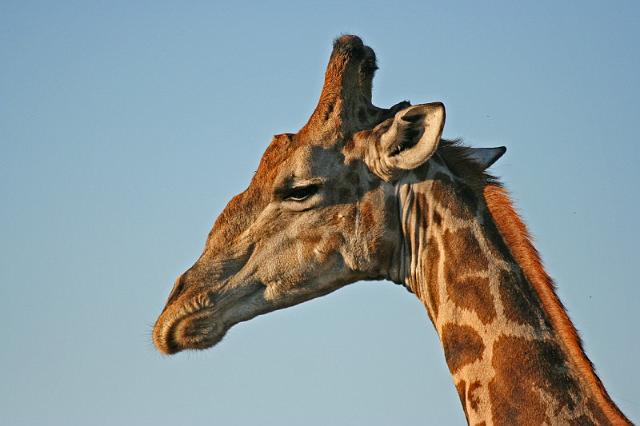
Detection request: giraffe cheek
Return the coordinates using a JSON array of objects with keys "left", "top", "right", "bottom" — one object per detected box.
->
[{"left": 313, "top": 233, "right": 343, "bottom": 263}]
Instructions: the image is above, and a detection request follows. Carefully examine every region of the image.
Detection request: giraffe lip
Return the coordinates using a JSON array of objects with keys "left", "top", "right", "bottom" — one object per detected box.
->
[
  {"left": 153, "top": 303, "right": 227, "bottom": 355},
  {"left": 153, "top": 282, "right": 268, "bottom": 355}
]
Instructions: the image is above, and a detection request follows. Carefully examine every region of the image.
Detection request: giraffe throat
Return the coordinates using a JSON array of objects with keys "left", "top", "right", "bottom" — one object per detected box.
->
[{"left": 392, "top": 150, "right": 623, "bottom": 425}]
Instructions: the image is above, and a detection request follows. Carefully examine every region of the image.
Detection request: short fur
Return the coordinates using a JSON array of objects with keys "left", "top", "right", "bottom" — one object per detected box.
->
[{"left": 152, "top": 36, "right": 630, "bottom": 425}]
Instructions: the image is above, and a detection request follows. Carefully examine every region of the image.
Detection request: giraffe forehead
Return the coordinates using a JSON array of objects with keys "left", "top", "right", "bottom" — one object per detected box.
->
[{"left": 271, "top": 143, "right": 363, "bottom": 185}]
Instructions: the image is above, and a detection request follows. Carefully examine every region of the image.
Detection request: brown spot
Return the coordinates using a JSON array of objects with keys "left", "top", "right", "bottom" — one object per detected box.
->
[
  {"left": 425, "top": 237, "right": 440, "bottom": 319},
  {"left": 498, "top": 269, "right": 543, "bottom": 328},
  {"left": 443, "top": 229, "right": 487, "bottom": 273},
  {"left": 481, "top": 211, "right": 512, "bottom": 260},
  {"left": 468, "top": 381, "right": 482, "bottom": 412},
  {"left": 411, "top": 193, "right": 428, "bottom": 232},
  {"left": 489, "top": 335, "right": 579, "bottom": 426},
  {"left": 441, "top": 323, "right": 485, "bottom": 374},
  {"left": 474, "top": 422, "right": 486, "bottom": 426},
  {"left": 432, "top": 209, "right": 442, "bottom": 226},
  {"left": 416, "top": 193, "right": 429, "bottom": 231},
  {"left": 447, "top": 276, "right": 496, "bottom": 325},
  {"left": 443, "top": 229, "right": 496, "bottom": 324},
  {"left": 456, "top": 380, "right": 469, "bottom": 422}
]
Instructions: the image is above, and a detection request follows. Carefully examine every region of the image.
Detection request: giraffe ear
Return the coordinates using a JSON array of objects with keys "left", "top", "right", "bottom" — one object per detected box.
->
[
  {"left": 369, "top": 102, "right": 445, "bottom": 180},
  {"left": 466, "top": 146, "right": 506, "bottom": 169}
]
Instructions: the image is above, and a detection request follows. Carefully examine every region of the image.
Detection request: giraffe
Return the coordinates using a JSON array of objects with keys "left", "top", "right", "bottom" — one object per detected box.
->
[{"left": 152, "top": 35, "right": 630, "bottom": 425}]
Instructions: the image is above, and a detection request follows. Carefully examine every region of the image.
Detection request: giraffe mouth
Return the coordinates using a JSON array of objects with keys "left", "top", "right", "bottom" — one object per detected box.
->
[
  {"left": 152, "top": 285, "right": 231, "bottom": 355},
  {"left": 152, "top": 283, "right": 267, "bottom": 355},
  {"left": 153, "top": 301, "right": 226, "bottom": 355}
]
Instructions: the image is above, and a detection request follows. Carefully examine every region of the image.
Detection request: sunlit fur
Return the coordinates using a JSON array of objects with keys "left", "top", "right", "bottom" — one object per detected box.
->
[{"left": 152, "top": 35, "right": 629, "bottom": 424}]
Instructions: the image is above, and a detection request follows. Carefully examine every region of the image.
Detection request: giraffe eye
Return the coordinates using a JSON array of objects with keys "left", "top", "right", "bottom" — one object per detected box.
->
[{"left": 283, "top": 184, "right": 319, "bottom": 202}]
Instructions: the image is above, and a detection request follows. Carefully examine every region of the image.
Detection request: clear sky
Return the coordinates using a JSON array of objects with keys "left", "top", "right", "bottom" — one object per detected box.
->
[{"left": 1, "top": 1, "right": 638, "bottom": 425}]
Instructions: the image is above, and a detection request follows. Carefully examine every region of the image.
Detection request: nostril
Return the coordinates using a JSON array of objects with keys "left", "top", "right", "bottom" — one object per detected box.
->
[{"left": 165, "top": 275, "right": 186, "bottom": 306}]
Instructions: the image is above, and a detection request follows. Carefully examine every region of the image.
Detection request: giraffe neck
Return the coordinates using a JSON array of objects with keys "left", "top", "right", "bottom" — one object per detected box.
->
[{"left": 393, "top": 159, "right": 628, "bottom": 425}]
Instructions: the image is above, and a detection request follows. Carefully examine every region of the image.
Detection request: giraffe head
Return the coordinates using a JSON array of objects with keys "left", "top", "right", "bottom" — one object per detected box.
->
[{"left": 153, "top": 35, "right": 452, "bottom": 354}]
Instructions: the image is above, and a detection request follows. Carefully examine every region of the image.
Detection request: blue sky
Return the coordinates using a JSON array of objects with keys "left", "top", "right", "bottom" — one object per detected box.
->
[{"left": 1, "top": 1, "right": 638, "bottom": 424}]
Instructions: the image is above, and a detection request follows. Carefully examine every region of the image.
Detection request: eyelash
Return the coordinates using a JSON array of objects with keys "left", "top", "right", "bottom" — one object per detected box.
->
[{"left": 284, "top": 184, "right": 319, "bottom": 202}]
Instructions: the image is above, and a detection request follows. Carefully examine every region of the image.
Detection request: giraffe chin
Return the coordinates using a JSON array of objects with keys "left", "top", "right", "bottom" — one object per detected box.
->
[{"left": 153, "top": 305, "right": 227, "bottom": 355}]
